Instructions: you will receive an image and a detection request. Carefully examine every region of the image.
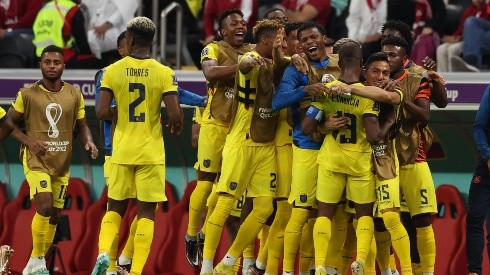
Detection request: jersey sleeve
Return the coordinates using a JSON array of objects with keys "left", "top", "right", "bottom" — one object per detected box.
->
[
  {"left": 0, "top": 107, "right": 6, "bottom": 123},
  {"left": 162, "top": 66, "right": 178, "bottom": 94},
  {"left": 200, "top": 43, "right": 219, "bottom": 63},
  {"left": 415, "top": 78, "right": 431, "bottom": 100},
  {"left": 12, "top": 91, "right": 24, "bottom": 113},
  {"left": 363, "top": 98, "right": 380, "bottom": 117},
  {"left": 99, "top": 66, "right": 113, "bottom": 92},
  {"left": 77, "top": 93, "right": 86, "bottom": 119}
]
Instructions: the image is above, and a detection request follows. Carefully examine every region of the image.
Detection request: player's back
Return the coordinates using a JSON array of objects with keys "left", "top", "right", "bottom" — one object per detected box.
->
[{"left": 102, "top": 56, "right": 176, "bottom": 164}]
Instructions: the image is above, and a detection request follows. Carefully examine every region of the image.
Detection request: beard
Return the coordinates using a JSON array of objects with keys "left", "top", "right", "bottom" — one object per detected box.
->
[{"left": 41, "top": 71, "right": 62, "bottom": 82}]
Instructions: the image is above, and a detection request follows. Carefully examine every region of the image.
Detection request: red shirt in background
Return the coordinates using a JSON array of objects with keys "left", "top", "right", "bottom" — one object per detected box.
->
[
  {"left": 281, "top": 0, "right": 331, "bottom": 27},
  {"left": 0, "top": 0, "right": 44, "bottom": 30},
  {"left": 203, "top": 0, "right": 258, "bottom": 39},
  {"left": 453, "top": 3, "right": 490, "bottom": 37}
]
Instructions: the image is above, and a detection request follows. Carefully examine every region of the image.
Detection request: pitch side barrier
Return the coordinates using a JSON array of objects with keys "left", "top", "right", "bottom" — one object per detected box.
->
[{"left": 0, "top": 69, "right": 488, "bottom": 110}]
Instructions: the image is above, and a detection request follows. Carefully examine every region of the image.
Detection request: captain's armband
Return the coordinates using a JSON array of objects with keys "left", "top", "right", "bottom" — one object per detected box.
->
[{"left": 305, "top": 105, "right": 324, "bottom": 122}]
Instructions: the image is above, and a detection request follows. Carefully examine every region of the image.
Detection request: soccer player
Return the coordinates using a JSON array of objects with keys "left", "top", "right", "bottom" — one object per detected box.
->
[
  {"left": 0, "top": 107, "right": 23, "bottom": 142},
  {"left": 272, "top": 21, "right": 343, "bottom": 275},
  {"left": 199, "top": 19, "right": 282, "bottom": 275},
  {"left": 92, "top": 16, "right": 183, "bottom": 275},
  {"left": 382, "top": 35, "right": 437, "bottom": 275},
  {"left": 185, "top": 9, "right": 255, "bottom": 268},
  {"left": 305, "top": 41, "right": 395, "bottom": 275},
  {"left": 7, "top": 45, "right": 98, "bottom": 275}
]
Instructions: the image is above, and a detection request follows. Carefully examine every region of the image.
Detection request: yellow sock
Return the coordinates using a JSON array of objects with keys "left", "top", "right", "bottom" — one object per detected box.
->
[
  {"left": 243, "top": 241, "right": 256, "bottom": 259},
  {"left": 356, "top": 216, "right": 374, "bottom": 264},
  {"left": 365, "top": 236, "right": 376, "bottom": 274},
  {"left": 338, "top": 221, "right": 356, "bottom": 275},
  {"left": 299, "top": 217, "right": 315, "bottom": 272},
  {"left": 234, "top": 256, "right": 241, "bottom": 272},
  {"left": 390, "top": 252, "right": 397, "bottom": 271},
  {"left": 266, "top": 201, "right": 292, "bottom": 274},
  {"left": 187, "top": 180, "right": 214, "bottom": 236},
  {"left": 313, "top": 217, "right": 332, "bottom": 268},
  {"left": 416, "top": 225, "right": 435, "bottom": 273},
  {"left": 374, "top": 230, "right": 391, "bottom": 270},
  {"left": 98, "top": 211, "right": 122, "bottom": 254},
  {"left": 107, "top": 232, "right": 119, "bottom": 272},
  {"left": 229, "top": 197, "right": 273, "bottom": 258},
  {"left": 130, "top": 218, "right": 154, "bottom": 275},
  {"left": 283, "top": 208, "right": 309, "bottom": 272},
  {"left": 383, "top": 211, "right": 411, "bottom": 274},
  {"left": 203, "top": 195, "right": 234, "bottom": 260},
  {"left": 257, "top": 227, "right": 269, "bottom": 268},
  {"left": 43, "top": 223, "right": 57, "bottom": 255},
  {"left": 202, "top": 190, "right": 218, "bottom": 236},
  {"left": 31, "top": 213, "right": 50, "bottom": 257},
  {"left": 325, "top": 205, "right": 350, "bottom": 268},
  {"left": 121, "top": 216, "right": 137, "bottom": 259}
]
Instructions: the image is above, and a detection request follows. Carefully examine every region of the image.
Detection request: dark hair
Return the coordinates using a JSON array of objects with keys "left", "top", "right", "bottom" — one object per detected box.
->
[
  {"left": 285, "top": 22, "right": 302, "bottom": 37},
  {"left": 333, "top": 38, "right": 361, "bottom": 54},
  {"left": 218, "top": 9, "right": 244, "bottom": 31},
  {"left": 127, "top": 17, "right": 156, "bottom": 45},
  {"left": 41, "top": 45, "right": 64, "bottom": 57},
  {"left": 338, "top": 41, "right": 362, "bottom": 68},
  {"left": 381, "top": 20, "right": 413, "bottom": 55},
  {"left": 263, "top": 8, "right": 285, "bottom": 19},
  {"left": 381, "top": 35, "right": 409, "bottom": 54},
  {"left": 364, "top": 52, "right": 389, "bottom": 69},
  {"left": 253, "top": 19, "right": 283, "bottom": 43},
  {"left": 117, "top": 31, "right": 126, "bottom": 48},
  {"left": 297, "top": 21, "right": 326, "bottom": 40}
]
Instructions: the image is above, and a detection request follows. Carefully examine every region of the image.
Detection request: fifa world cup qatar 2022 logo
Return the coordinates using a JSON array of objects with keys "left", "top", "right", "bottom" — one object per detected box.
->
[{"left": 46, "top": 103, "right": 63, "bottom": 138}]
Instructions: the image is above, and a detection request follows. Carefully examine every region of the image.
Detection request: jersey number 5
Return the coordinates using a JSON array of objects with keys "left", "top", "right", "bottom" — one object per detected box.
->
[{"left": 129, "top": 83, "right": 146, "bottom": 122}]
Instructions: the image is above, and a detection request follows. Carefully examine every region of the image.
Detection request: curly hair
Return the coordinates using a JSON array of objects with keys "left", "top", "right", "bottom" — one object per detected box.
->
[
  {"left": 127, "top": 16, "right": 155, "bottom": 44},
  {"left": 252, "top": 19, "right": 284, "bottom": 43}
]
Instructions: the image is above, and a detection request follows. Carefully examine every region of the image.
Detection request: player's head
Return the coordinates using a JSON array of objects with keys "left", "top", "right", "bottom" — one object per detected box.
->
[
  {"left": 381, "top": 20, "right": 413, "bottom": 55},
  {"left": 263, "top": 8, "right": 288, "bottom": 23},
  {"left": 218, "top": 9, "right": 247, "bottom": 47},
  {"left": 381, "top": 35, "right": 408, "bottom": 74},
  {"left": 126, "top": 16, "right": 155, "bottom": 51},
  {"left": 338, "top": 41, "right": 363, "bottom": 71},
  {"left": 253, "top": 19, "right": 283, "bottom": 58},
  {"left": 40, "top": 45, "right": 65, "bottom": 82},
  {"left": 285, "top": 22, "right": 303, "bottom": 55},
  {"left": 332, "top": 38, "right": 360, "bottom": 54},
  {"left": 363, "top": 52, "right": 390, "bottom": 87},
  {"left": 117, "top": 31, "right": 128, "bottom": 57},
  {"left": 297, "top": 21, "right": 328, "bottom": 61}
]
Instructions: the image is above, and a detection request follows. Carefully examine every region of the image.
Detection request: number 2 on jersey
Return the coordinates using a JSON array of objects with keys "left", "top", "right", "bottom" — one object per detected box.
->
[
  {"left": 129, "top": 83, "right": 146, "bottom": 122},
  {"left": 332, "top": 111, "right": 357, "bottom": 143}
]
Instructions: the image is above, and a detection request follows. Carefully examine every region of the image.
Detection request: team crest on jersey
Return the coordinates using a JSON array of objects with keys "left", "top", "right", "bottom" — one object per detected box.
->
[
  {"left": 229, "top": 182, "right": 238, "bottom": 191},
  {"left": 201, "top": 47, "right": 209, "bottom": 57},
  {"left": 473, "top": 175, "right": 481, "bottom": 184},
  {"left": 373, "top": 101, "right": 380, "bottom": 112},
  {"left": 300, "top": 194, "right": 307, "bottom": 203},
  {"left": 40, "top": 180, "right": 47, "bottom": 188},
  {"left": 203, "top": 159, "right": 211, "bottom": 168},
  {"left": 172, "top": 74, "right": 178, "bottom": 85}
]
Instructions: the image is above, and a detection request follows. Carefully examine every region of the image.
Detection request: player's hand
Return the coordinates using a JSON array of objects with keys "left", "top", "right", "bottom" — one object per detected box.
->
[
  {"left": 85, "top": 142, "right": 98, "bottom": 159},
  {"left": 27, "top": 139, "right": 47, "bottom": 157},
  {"left": 249, "top": 56, "right": 265, "bottom": 68},
  {"left": 273, "top": 28, "right": 285, "bottom": 49},
  {"left": 92, "top": 23, "right": 110, "bottom": 40},
  {"left": 426, "top": 70, "right": 446, "bottom": 85},
  {"left": 379, "top": 79, "right": 397, "bottom": 92},
  {"left": 304, "top": 83, "right": 329, "bottom": 97},
  {"left": 324, "top": 113, "right": 349, "bottom": 130},
  {"left": 422, "top": 56, "right": 437, "bottom": 72},
  {"left": 167, "top": 120, "right": 183, "bottom": 135},
  {"left": 329, "top": 85, "right": 351, "bottom": 96},
  {"left": 291, "top": 53, "right": 308, "bottom": 74}
]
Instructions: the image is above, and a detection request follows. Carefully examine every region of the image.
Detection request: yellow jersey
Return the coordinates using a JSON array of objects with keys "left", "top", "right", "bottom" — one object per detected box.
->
[
  {"left": 314, "top": 80, "right": 379, "bottom": 175},
  {"left": 193, "top": 106, "right": 204, "bottom": 125},
  {"left": 0, "top": 107, "right": 6, "bottom": 123},
  {"left": 100, "top": 56, "right": 178, "bottom": 165},
  {"left": 275, "top": 108, "right": 292, "bottom": 146},
  {"left": 226, "top": 51, "right": 274, "bottom": 147}
]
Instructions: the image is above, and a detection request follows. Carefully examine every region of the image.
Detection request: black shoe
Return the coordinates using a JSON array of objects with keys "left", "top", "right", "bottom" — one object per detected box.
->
[
  {"left": 185, "top": 235, "right": 199, "bottom": 268},
  {"left": 197, "top": 232, "right": 205, "bottom": 267},
  {"left": 248, "top": 264, "right": 265, "bottom": 275}
]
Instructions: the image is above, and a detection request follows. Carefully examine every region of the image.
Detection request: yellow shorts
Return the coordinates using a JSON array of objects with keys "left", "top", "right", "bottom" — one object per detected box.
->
[
  {"left": 374, "top": 176, "right": 401, "bottom": 217},
  {"left": 288, "top": 145, "right": 318, "bottom": 207},
  {"left": 197, "top": 123, "right": 228, "bottom": 173},
  {"left": 103, "top": 156, "right": 113, "bottom": 182},
  {"left": 24, "top": 164, "right": 69, "bottom": 209},
  {"left": 108, "top": 163, "right": 167, "bottom": 202},
  {"left": 399, "top": 162, "right": 437, "bottom": 216},
  {"left": 317, "top": 165, "right": 376, "bottom": 204},
  {"left": 216, "top": 145, "right": 277, "bottom": 199},
  {"left": 208, "top": 182, "right": 245, "bottom": 217},
  {"left": 275, "top": 144, "right": 292, "bottom": 199}
]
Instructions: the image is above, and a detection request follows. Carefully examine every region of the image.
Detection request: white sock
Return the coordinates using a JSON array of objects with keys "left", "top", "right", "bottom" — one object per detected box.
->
[
  {"left": 380, "top": 268, "right": 392, "bottom": 275},
  {"left": 283, "top": 272, "right": 294, "bottom": 275},
  {"left": 256, "top": 260, "right": 266, "bottom": 270},
  {"left": 421, "top": 273, "right": 434, "bottom": 275},
  {"left": 118, "top": 254, "right": 132, "bottom": 265},
  {"left": 222, "top": 253, "right": 237, "bottom": 266},
  {"left": 106, "top": 272, "right": 117, "bottom": 275},
  {"left": 30, "top": 257, "right": 46, "bottom": 272},
  {"left": 326, "top": 266, "right": 337, "bottom": 274},
  {"left": 392, "top": 269, "right": 400, "bottom": 275},
  {"left": 201, "top": 258, "right": 213, "bottom": 273}
]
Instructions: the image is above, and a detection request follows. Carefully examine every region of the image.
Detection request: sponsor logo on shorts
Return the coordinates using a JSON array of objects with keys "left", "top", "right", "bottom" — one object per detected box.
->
[
  {"left": 300, "top": 194, "right": 307, "bottom": 203},
  {"left": 203, "top": 159, "right": 211, "bottom": 168},
  {"left": 229, "top": 182, "right": 238, "bottom": 190},
  {"left": 40, "top": 180, "right": 47, "bottom": 188},
  {"left": 473, "top": 175, "right": 481, "bottom": 184}
]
